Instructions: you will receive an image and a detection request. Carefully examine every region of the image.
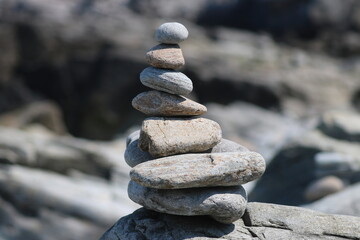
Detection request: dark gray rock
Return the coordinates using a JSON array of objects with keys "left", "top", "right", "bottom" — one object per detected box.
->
[
  {"left": 128, "top": 181, "right": 247, "bottom": 224},
  {"left": 100, "top": 202, "right": 360, "bottom": 239},
  {"left": 130, "top": 152, "right": 265, "bottom": 189},
  {"left": 155, "top": 22, "right": 189, "bottom": 44},
  {"left": 140, "top": 67, "right": 193, "bottom": 96}
]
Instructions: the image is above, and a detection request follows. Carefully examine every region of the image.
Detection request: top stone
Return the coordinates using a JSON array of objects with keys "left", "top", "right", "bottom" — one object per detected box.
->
[{"left": 155, "top": 22, "right": 189, "bottom": 44}]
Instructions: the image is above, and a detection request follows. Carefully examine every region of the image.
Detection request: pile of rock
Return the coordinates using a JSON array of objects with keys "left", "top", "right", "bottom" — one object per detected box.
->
[{"left": 124, "top": 22, "right": 266, "bottom": 224}]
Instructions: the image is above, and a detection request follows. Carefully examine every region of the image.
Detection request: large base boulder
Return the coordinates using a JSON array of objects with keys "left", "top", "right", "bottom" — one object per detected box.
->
[{"left": 100, "top": 202, "right": 360, "bottom": 240}]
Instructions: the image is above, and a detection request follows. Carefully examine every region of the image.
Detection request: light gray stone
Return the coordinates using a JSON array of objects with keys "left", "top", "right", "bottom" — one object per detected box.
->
[
  {"left": 145, "top": 44, "right": 185, "bottom": 69},
  {"left": 140, "top": 67, "right": 193, "bottom": 95},
  {"left": 100, "top": 202, "right": 360, "bottom": 240},
  {"left": 132, "top": 90, "right": 206, "bottom": 116},
  {"left": 128, "top": 181, "right": 247, "bottom": 224},
  {"left": 304, "top": 176, "right": 345, "bottom": 201},
  {"left": 130, "top": 152, "right": 265, "bottom": 189},
  {"left": 155, "top": 22, "right": 189, "bottom": 44},
  {"left": 138, "top": 117, "right": 222, "bottom": 157},
  {"left": 125, "top": 137, "right": 248, "bottom": 167},
  {"left": 208, "top": 138, "right": 249, "bottom": 153}
]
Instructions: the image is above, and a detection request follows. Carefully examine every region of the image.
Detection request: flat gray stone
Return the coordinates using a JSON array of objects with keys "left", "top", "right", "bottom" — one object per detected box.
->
[
  {"left": 138, "top": 117, "right": 222, "bottom": 157},
  {"left": 155, "top": 22, "right": 189, "bottom": 44},
  {"left": 146, "top": 44, "right": 185, "bottom": 69},
  {"left": 128, "top": 181, "right": 247, "bottom": 224},
  {"left": 130, "top": 152, "right": 266, "bottom": 189},
  {"left": 140, "top": 67, "right": 193, "bottom": 95},
  {"left": 132, "top": 90, "right": 207, "bottom": 116},
  {"left": 125, "top": 137, "right": 248, "bottom": 167}
]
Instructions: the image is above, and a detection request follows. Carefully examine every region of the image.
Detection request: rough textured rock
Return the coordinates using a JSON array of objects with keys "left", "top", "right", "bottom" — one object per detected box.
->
[
  {"left": 128, "top": 181, "right": 247, "bottom": 224},
  {"left": 145, "top": 44, "right": 185, "bottom": 69},
  {"left": 138, "top": 117, "right": 222, "bottom": 157},
  {"left": 318, "top": 110, "right": 360, "bottom": 142},
  {"left": 100, "top": 202, "right": 360, "bottom": 240},
  {"left": 140, "top": 67, "right": 193, "bottom": 95},
  {"left": 125, "top": 137, "right": 248, "bottom": 167},
  {"left": 130, "top": 152, "right": 265, "bottom": 189},
  {"left": 132, "top": 91, "right": 206, "bottom": 116},
  {"left": 155, "top": 22, "right": 189, "bottom": 44},
  {"left": 304, "top": 176, "right": 345, "bottom": 202}
]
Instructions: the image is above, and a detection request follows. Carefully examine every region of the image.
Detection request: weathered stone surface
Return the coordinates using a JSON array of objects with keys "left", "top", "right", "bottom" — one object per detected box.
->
[
  {"left": 155, "top": 22, "right": 189, "bottom": 44},
  {"left": 125, "top": 137, "right": 248, "bottom": 167},
  {"left": 145, "top": 44, "right": 185, "bottom": 69},
  {"left": 140, "top": 67, "right": 193, "bottom": 95},
  {"left": 128, "top": 181, "right": 247, "bottom": 224},
  {"left": 132, "top": 90, "right": 206, "bottom": 116},
  {"left": 138, "top": 117, "right": 221, "bottom": 157},
  {"left": 100, "top": 202, "right": 360, "bottom": 240},
  {"left": 130, "top": 152, "right": 265, "bottom": 189},
  {"left": 304, "top": 176, "right": 345, "bottom": 201}
]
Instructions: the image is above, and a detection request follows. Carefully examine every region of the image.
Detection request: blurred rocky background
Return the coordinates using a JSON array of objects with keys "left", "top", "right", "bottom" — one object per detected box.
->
[{"left": 0, "top": 0, "right": 360, "bottom": 239}]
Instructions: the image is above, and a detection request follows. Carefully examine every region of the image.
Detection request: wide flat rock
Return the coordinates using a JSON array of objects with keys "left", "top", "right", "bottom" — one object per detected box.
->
[
  {"left": 138, "top": 117, "right": 222, "bottom": 157},
  {"left": 128, "top": 181, "right": 247, "bottom": 224},
  {"left": 100, "top": 202, "right": 360, "bottom": 240},
  {"left": 145, "top": 44, "right": 185, "bottom": 69},
  {"left": 140, "top": 67, "right": 193, "bottom": 95},
  {"left": 125, "top": 137, "right": 248, "bottom": 167},
  {"left": 130, "top": 152, "right": 265, "bottom": 189},
  {"left": 132, "top": 90, "right": 206, "bottom": 116}
]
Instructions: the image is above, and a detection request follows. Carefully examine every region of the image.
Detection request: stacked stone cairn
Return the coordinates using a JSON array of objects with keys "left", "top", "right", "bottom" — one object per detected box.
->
[{"left": 125, "top": 22, "right": 266, "bottom": 224}]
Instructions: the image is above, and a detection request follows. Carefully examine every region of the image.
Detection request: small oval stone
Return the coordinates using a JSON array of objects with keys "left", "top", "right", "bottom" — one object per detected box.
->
[
  {"left": 155, "top": 22, "right": 189, "bottom": 44},
  {"left": 132, "top": 91, "right": 207, "bottom": 116},
  {"left": 138, "top": 117, "right": 222, "bottom": 157},
  {"left": 305, "top": 176, "right": 345, "bottom": 201},
  {"left": 146, "top": 44, "right": 185, "bottom": 70},
  {"left": 128, "top": 181, "right": 247, "bottom": 224},
  {"left": 140, "top": 67, "right": 193, "bottom": 95},
  {"left": 130, "top": 151, "right": 266, "bottom": 189}
]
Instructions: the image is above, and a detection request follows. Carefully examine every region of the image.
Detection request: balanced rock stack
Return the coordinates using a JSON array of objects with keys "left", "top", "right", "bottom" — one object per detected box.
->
[{"left": 125, "top": 22, "right": 266, "bottom": 224}]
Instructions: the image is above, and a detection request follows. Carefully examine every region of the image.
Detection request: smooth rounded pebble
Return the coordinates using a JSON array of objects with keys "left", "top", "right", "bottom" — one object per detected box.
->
[
  {"left": 305, "top": 176, "right": 345, "bottom": 201},
  {"left": 140, "top": 67, "right": 193, "bottom": 95},
  {"left": 155, "top": 22, "right": 189, "bottom": 44},
  {"left": 130, "top": 151, "right": 266, "bottom": 189},
  {"left": 138, "top": 117, "right": 222, "bottom": 157},
  {"left": 146, "top": 44, "right": 185, "bottom": 69},
  {"left": 125, "top": 137, "right": 248, "bottom": 167},
  {"left": 132, "top": 91, "right": 206, "bottom": 116},
  {"left": 128, "top": 181, "right": 247, "bottom": 224},
  {"left": 126, "top": 130, "right": 140, "bottom": 147}
]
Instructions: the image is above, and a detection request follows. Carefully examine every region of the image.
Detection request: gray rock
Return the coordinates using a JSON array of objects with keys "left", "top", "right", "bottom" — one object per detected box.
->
[
  {"left": 305, "top": 182, "right": 360, "bottom": 217},
  {"left": 319, "top": 110, "right": 360, "bottom": 142},
  {"left": 138, "top": 117, "right": 221, "bottom": 157},
  {"left": 132, "top": 90, "right": 206, "bottom": 116},
  {"left": 125, "top": 130, "right": 140, "bottom": 147},
  {"left": 130, "top": 152, "right": 265, "bottom": 189},
  {"left": 145, "top": 44, "right": 185, "bottom": 69},
  {"left": 155, "top": 22, "right": 189, "bottom": 44},
  {"left": 140, "top": 67, "right": 193, "bottom": 95},
  {"left": 128, "top": 181, "right": 247, "bottom": 224},
  {"left": 208, "top": 138, "right": 249, "bottom": 153},
  {"left": 124, "top": 139, "right": 153, "bottom": 167},
  {"left": 125, "top": 137, "right": 248, "bottom": 167},
  {"left": 304, "top": 176, "right": 345, "bottom": 202},
  {"left": 100, "top": 202, "right": 360, "bottom": 240}
]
